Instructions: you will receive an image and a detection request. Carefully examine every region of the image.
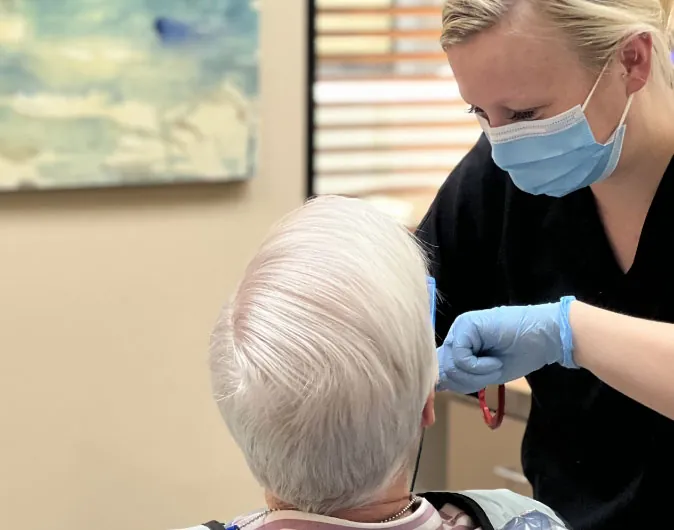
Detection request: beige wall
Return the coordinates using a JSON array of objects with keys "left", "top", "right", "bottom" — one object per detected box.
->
[{"left": 0, "top": 2, "right": 307, "bottom": 529}]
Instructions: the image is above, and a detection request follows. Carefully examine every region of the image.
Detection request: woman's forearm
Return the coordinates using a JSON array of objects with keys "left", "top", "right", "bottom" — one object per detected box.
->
[{"left": 570, "top": 301, "right": 674, "bottom": 420}]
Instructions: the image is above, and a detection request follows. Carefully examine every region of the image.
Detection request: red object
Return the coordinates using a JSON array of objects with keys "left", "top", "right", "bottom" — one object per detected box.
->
[{"left": 478, "top": 385, "right": 505, "bottom": 429}]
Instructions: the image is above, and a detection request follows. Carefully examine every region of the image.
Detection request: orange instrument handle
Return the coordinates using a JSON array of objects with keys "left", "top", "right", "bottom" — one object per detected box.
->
[{"left": 478, "top": 384, "right": 505, "bottom": 430}]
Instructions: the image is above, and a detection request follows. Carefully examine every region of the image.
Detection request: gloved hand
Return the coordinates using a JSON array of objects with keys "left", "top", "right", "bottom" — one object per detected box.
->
[{"left": 437, "top": 296, "right": 577, "bottom": 394}]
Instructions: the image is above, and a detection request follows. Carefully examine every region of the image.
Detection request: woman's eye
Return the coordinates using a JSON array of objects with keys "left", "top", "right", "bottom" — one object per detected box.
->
[
  {"left": 466, "top": 105, "right": 485, "bottom": 116},
  {"left": 510, "top": 109, "right": 536, "bottom": 121}
]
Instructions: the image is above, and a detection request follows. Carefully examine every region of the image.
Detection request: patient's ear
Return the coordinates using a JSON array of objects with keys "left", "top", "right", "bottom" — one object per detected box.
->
[{"left": 421, "top": 391, "right": 436, "bottom": 428}]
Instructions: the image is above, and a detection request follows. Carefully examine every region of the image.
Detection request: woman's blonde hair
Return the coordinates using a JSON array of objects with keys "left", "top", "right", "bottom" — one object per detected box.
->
[{"left": 440, "top": 0, "right": 674, "bottom": 88}]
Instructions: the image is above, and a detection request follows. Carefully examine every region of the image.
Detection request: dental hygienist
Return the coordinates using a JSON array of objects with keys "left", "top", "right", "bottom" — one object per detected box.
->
[{"left": 416, "top": 1, "right": 674, "bottom": 530}]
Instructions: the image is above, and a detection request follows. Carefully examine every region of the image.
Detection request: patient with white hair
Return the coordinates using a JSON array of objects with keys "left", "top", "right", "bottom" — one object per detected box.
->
[{"left": 178, "top": 195, "right": 570, "bottom": 530}]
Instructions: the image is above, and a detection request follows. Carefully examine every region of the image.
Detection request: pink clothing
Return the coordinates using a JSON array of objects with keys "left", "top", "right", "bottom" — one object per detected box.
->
[{"left": 184, "top": 497, "right": 480, "bottom": 530}]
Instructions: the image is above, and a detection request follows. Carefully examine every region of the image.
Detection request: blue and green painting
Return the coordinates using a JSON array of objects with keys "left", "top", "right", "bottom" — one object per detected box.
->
[{"left": 0, "top": 0, "right": 259, "bottom": 190}]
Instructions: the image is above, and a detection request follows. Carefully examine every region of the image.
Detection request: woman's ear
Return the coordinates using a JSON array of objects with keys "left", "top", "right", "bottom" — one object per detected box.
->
[
  {"left": 619, "top": 33, "right": 653, "bottom": 95},
  {"left": 421, "top": 391, "right": 436, "bottom": 428}
]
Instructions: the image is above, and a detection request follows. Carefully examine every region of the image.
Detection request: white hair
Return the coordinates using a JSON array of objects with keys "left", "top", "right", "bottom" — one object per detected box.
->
[{"left": 210, "top": 195, "right": 437, "bottom": 514}]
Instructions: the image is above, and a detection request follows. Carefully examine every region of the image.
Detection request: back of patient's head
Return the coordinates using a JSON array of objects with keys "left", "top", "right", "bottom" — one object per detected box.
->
[{"left": 210, "top": 195, "right": 437, "bottom": 515}]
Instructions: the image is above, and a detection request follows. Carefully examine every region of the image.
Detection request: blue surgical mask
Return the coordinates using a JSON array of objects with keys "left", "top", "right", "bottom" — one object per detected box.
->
[{"left": 477, "top": 64, "right": 634, "bottom": 197}]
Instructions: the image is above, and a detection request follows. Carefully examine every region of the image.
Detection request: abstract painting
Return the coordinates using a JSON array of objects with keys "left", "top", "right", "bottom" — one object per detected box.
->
[{"left": 0, "top": 0, "right": 259, "bottom": 191}]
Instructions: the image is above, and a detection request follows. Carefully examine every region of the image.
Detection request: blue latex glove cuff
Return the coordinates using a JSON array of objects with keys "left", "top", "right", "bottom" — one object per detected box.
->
[{"left": 559, "top": 295, "right": 577, "bottom": 369}]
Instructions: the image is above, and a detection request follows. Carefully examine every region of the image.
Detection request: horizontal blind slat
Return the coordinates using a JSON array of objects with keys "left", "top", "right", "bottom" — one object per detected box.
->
[
  {"left": 316, "top": 173, "right": 448, "bottom": 195},
  {"left": 320, "top": 29, "right": 441, "bottom": 37},
  {"left": 317, "top": 166, "right": 452, "bottom": 176},
  {"left": 316, "top": 150, "right": 470, "bottom": 172},
  {"left": 318, "top": 52, "right": 447, "bottom": 63},
  {"left": 317, "top": 7, "right": 441, "bottom": 15},
  {"left": 317, "top": 70, "right": 453, "bottom": 80},
  {"left": 316, "top": 0, "right": 398, "bottom": 7},
  {"left": 316, "top": 127, "right": 481, "bottom": 149},
  {"left": 316, "top": 0, "right": 443, "bottom": 6},
  {"left": 316, "top": 104, "right": 472, "bottom": 125},
  {"left": 318, "top": 121, "right": 478, "bottom": 130},
  {"left": 315, "top": 79, "right": 460, "bottom": 103},
  {"left": 320, "top": 144, "right": 477, "bottom": 154}
]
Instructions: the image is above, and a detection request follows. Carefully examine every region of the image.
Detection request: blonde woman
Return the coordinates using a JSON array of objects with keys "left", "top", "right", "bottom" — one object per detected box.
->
[
  {"left": 420, "top": 1, "right": 674, "bottom": 529},
  {"left": 179, "top": 196, "right": 569, "bottom": 530}
]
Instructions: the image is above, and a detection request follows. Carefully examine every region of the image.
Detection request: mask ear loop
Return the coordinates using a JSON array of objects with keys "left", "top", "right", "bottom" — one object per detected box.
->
[
  {"left": 582, "top": 61, "right": 634, "bottom": 141},
  {"left": 617, "top": 93, "right": 634, "bottom": 127},
  {"left": 582, "top": 61, "right": 611, "bottom": 112},
  {"left": 616, "top": 66, "right": 636, "bottom": 127}
]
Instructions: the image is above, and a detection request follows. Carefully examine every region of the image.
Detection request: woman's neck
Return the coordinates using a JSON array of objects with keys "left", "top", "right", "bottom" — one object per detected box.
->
[
  {"left": 592, "top": 85, "right": 674, "bottom": 209},
  {"left": 587, "top": 85, "right": 674, "bottom": 272},
  {"left": 265, "top": 475, "right": 415, "bottom": 523}
]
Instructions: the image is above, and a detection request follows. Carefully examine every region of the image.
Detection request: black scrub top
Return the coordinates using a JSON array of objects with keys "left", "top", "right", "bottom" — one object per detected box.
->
[{"left": 416, "top": 134, "right": 674, "bottom": 530}]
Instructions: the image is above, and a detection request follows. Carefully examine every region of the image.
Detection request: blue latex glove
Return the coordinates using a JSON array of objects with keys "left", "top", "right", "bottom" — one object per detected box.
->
[{"left": 437, "top": 296, "right": 577, "bottom": 394}]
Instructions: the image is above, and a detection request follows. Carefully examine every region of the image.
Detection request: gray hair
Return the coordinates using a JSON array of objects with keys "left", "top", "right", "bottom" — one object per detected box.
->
[{"left": 210, "top": 195, "right": 437, "bottom": 514}]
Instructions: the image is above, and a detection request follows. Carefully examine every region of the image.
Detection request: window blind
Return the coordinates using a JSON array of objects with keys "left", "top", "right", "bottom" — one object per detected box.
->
[{"left": 312, "top": 0, "right": 482, "bottom": 227}]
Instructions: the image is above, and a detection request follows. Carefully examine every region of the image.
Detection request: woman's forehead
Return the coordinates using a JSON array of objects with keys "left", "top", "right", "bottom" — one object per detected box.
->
[{"left": 445, "top": 16, "right": 583, "bottom": 107}]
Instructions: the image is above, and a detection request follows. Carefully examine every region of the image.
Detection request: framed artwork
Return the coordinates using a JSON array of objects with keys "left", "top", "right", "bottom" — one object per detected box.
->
[{"left": 0, "top": 0, "right": 259, "bottom": 191}]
